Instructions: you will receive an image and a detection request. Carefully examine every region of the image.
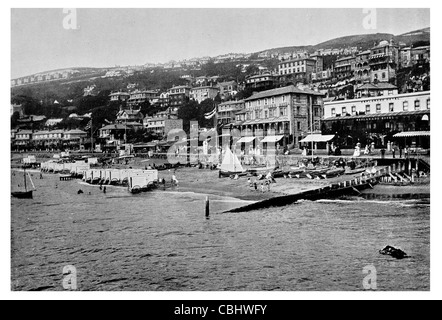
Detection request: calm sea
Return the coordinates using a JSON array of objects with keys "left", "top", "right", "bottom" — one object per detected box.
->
[{"left": 11, "top": 171, "right": 430, "bottom": 291}]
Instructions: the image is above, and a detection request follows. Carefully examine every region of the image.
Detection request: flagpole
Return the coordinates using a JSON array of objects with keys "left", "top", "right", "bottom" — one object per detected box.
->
[{"left": 91, "top": 116, "right": 93, "bottom": 154}]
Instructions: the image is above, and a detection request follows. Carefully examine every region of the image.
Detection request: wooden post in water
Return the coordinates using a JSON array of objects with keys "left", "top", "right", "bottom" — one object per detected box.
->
[{"left": 205, "top": 196, "right": 210, "bottom": 218}]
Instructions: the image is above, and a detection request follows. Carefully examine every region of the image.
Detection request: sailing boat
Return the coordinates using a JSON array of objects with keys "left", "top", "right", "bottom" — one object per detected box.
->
[
  {"left": 219, "top": 147, "right": 246, "bottom": 178},
  {"left": 11, "top": 168, "right": 36, "bottom": 199}
]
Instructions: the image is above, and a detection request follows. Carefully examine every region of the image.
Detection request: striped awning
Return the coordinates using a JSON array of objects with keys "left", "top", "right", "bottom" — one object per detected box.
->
[
  {"left": 261, "top": 135, "right": 284, "bottom": 143},
  {"left": 237, "top": 137, "right": 256, "bottom": 144},
  {"left": 299, "top": 134, "right": 335, "bottom": 143},
  {"left": 393, "top": 131, "right": 431, "bottom": 138}
]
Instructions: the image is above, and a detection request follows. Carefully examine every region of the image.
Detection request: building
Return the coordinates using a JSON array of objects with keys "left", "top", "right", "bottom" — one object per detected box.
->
[
  {"left": 245, "top": 72, "right": 276, "bottom": 91},
  {"left": 333, "top": 56, "right": 356, "bottom": 80},
  {"left": 109, "top": 91, "right": 130, "bottom": 102},
  {"left": 167, "top": 85, "right": 191, "bottom": 111},
  {"left": 355, "top": 83, "right": 398, "bottom": 99},
  {"left": 278, "top": 58, "right": 317, "bottom": 83},
  {"left": 190, "top": 86, "right": 220, "bottom": 104},
  {"left": 116, "top": 108, "right": 144, "bottom": 124},
  {"left": 99, "top": 123, "right": 141, "bottom": 147},
  {"left": 32, "top": 130, "right": 65, "bottom": 148},
  {"left": 217, "top": 81, "right": 238, "bottom": 100},
  {"left": 234, "top": 85, "right": 324, "bottom": 148},
  {"left": 312, "top": 69, "right": 332, "bottom": 82},
  {"left": 14, "top": 130, "right": 33, "bottom": 149},
  {"left": 411, "top": 45, "right": 430, "bottom": 66},
  {"left": 369, "top": 40, "right": 399, "bottom": 83},
  {"left": 127, "top": 90, "right": 158, "bottom": 107},
  {"left": 83, "top": 85, "right": 96, "bottom": 96},
  {"left": 322, "top": 91, "right": 430, "bottom": 149},
  {"left": 218, "top": 100, "right": 245, "bottom": 127},
  {"left": 63, "top": 129, "right": 88, "bottom": 148},
  {"left": 144, "top": 116, "right": 183, "bottom": 140},
  {"left": 354, "top": 50, "right": 371, "bottom": 83}
]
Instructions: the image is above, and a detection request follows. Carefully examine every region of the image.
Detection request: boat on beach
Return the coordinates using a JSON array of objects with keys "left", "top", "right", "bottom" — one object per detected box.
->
[
  {"left": 11, "top": 168, "right": 36, "bottom": 199},
  {"left": 219, "top": 147, "right": 247, "bottom": 178}
]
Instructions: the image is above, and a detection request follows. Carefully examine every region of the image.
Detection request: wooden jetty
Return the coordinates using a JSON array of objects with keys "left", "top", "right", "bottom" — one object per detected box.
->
[{"left": 227, "top": 164, "right": 413, "bottom": 213}]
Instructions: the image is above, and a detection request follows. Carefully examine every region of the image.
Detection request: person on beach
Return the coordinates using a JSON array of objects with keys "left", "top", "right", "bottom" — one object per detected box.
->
[
  {"left": 172, "top": 174, "right": 179, "bottom": 185},
  {"left": 103, "top": 187, "right": 106, "bottom": 194},
  {"left": 254, "top": 181, "right": 258, "bottom": 191},
  {"left": 261, "top": 183, "right": 265, "bottom": 193}
]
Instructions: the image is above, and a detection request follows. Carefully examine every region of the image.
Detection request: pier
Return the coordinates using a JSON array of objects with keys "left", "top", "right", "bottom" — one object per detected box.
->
[{"left": 227, "top": 163, "right": 425, "bottom": 213}]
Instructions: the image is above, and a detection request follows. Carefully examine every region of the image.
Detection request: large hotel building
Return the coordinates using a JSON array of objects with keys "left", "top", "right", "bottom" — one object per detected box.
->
[{"left": 232, "top": 85, "right": 324, "bottom": 148}]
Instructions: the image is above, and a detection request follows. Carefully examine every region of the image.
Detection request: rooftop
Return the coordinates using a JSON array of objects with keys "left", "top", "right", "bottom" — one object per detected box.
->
[
  {"left": 356, "top": 83, "right": 398, "bottom": 91},
  {"left": 245, "top": 85, "right": 324, "bottom": 101},
  {"left": 323, "top": 109, "right": 429, "bottom": 121}
]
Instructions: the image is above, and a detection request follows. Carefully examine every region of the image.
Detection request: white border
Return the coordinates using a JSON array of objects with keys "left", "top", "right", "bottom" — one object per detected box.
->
[{"left": 3, "top": 1, "right": 440, "bottom": 301}]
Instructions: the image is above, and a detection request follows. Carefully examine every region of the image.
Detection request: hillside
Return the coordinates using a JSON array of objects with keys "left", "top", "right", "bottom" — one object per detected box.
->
[{"left": 257, "top": 27, "right": 430, "bottom": 55}]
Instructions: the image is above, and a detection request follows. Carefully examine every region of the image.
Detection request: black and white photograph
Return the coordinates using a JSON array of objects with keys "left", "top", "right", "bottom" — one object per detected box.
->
[{"left": 6, "top": 4, "right": 437, "bottom": 300}]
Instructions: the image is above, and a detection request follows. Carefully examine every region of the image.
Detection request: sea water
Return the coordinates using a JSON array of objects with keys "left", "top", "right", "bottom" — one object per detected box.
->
[{"left": 11, "top": 172, "right": 430, "bottom": 291}]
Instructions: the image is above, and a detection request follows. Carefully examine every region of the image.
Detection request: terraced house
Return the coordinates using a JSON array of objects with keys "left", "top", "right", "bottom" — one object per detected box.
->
[{"left": 233, "top": 85, "right": 324, "bottom": 148}]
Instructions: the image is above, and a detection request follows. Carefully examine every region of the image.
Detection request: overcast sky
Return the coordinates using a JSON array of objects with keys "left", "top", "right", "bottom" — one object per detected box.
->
[{"left": 11, "top": 8, "right": 430, "bottom": 78}]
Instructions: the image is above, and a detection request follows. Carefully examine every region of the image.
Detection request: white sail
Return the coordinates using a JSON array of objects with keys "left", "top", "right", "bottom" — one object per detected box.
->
[{"left": 220, "top": 148, "right": 244, "bottom": 173}]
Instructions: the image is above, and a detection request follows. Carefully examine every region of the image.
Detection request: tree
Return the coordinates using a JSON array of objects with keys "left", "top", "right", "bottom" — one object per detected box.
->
[
  {"left": 177, "top": 100, "right": 200, "bottom": 133},
  {"left": 11, "top": 112, "right": 20, "bottom": 128}
]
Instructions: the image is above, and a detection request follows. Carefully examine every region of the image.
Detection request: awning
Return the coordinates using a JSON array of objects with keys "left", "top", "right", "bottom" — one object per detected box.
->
[
  {"left": 299, "top": 134, "right": 335, "bottom": 143},
  {"left": 236, "top": 137, "right": 256, "bottom": 144},
  {"left": 393, "top": 131, "right": 430, "bottom": 138},
  {"left": 261, "top": 135, "right": 284, "bottom": 143}
]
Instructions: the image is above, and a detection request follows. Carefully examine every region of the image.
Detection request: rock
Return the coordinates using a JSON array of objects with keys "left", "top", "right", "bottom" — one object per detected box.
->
[{"left": 379, "top": 246, "right": 409, "bottom": 259}]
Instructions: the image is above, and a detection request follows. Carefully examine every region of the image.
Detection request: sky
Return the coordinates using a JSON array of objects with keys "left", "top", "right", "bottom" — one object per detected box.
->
[{"left": 11, "top": 8, "right": 430, "bottom": 79}]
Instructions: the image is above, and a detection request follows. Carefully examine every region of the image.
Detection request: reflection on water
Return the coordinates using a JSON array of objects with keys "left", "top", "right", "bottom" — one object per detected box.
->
[{"left": 11, "top": 173, "right": 430, "bottom": 291}]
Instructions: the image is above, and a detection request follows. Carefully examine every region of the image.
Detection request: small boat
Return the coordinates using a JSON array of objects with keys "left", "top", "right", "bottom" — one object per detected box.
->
[
  {"left": 11, "top": 168, "right": 36, "bottom": 199},
  {"left": 325, "top": 167, "right": 345, "bottom": 178},
  {"left": 219, "top": 147, "right": 247, "bottom": 178},
  {"left": 344, "top": 167, "right": 367, "bottom": 175}
]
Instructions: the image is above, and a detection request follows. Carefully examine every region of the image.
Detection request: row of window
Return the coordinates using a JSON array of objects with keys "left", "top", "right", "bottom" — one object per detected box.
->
[
  {"left": 279, "top": 67, "right": 306, "bottom": 75},
  {"left": 331, "top": 98, "right": 430, "bottom": 116},
  {"left": 279, "top": 61, "right": 306, "bottom": 69},
  {"left": 246, "top": 107, "right": 288, "bottom": 120}
]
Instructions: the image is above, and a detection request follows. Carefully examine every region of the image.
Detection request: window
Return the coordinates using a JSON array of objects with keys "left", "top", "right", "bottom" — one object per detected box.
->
[
  {"left": 280, "top": 107, "right": 287, "bottom": 117},
  {"left": 269, "top": 109, "right": 274, "bottom": 117},
  {"left": 331, "top": 108, "right": 336, "bottom": 116},
  {"left": 388, "top": 90, "right": 393, "bottom": 95},
  {"left": 385, "top": 122, "right": 391, "bottom": 129},
  {"left": 282, "top": 95, "right": 286, "bottom": 102},
  {"left": 382, "top": 73, "right": 386, "bottom": 79},
  {"left": 265, "top": 111, "right": 268, "bottom": 118},
  {"left": 297, "top": 122, "right": 301, "bottom": 131},
  {"left": 342, "top": 107, "right": 347, "bottom": 115},
  {"left": 403, "top": 101, "right": 409, "bottom": 111},
  {"left": 271, "top": 97, "right": 275, "bottom": 104},
  {"left": 414, "top": 100, "right": 420, "bottom": 110},
  {"left": 258, "top": 100, "right": 261, "bottom": 106},
  {"left": 376, "top": 104, "right": 381, "bottom": 113},
  {"left": 427, "top": 98, "right": 430, "bottom": 109},
  {"left": 351, "top": 106, "right": 356, "bottom": 115},
  {"left": 314, "top": 107, "right": 319, "bottom": 117},
  {"left": 265, "top": 98, "right": 268, "bottom": 105},
  {"left": 297, "top": 106, "right": 301, "bottom": 115},
  {"left": 366, "top": 105, "right": 371, "bottom": 114},
  {"left": 389, "top": 103, "right": 394, "bottom": 112}
]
